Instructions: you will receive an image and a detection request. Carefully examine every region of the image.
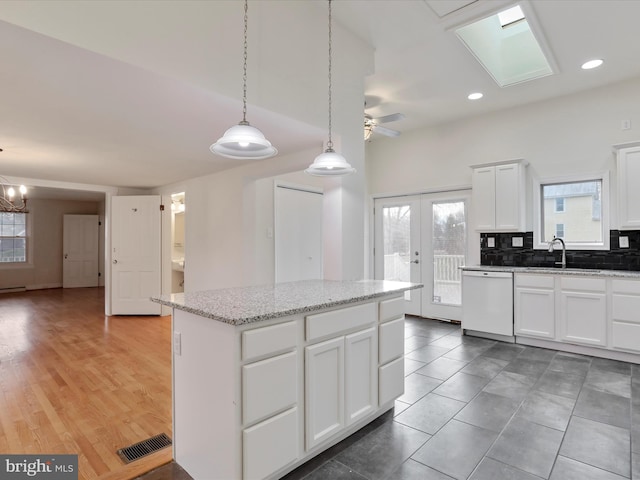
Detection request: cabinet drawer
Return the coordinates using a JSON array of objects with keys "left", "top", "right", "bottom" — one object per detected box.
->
[
  {"left": 560, "top": 276, "right": 606, "bottom": 292},
  {"left": 612, "top": 322, "right": 640, "bottom": 352},
  {"left": 379, "top": 317, "right": 404, "bottom": 364},
  {"left": 515, "top": 274, "right": 554, "bottom": 289},
  {"left": 379, "top": 357, "right": 404, "bottom": 406},
  {"left": 612, "top": 293, "right": 640, "bottom": 324},
  {"left": 243, "top": 351, "right": 297, "bottom": 425},
  {"left": 612, "top": 279, "right": 640, "bottom": 295},
  {"left": 242, "top": 320, "right": 297, "bottom": 361},
  {"left": 243, "top": 407, "right": 298, "bottom": 480},
  {"left": 306, "top": 303, "right": 376, "bottom": 341},
  {"left": 379, "top": 296, "right": 404, "bottom": 323}
]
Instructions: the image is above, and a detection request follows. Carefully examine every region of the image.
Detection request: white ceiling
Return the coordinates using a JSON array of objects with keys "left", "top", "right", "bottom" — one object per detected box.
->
[{"left": 1, "top": 0, "right": 639, "bottom": 194}]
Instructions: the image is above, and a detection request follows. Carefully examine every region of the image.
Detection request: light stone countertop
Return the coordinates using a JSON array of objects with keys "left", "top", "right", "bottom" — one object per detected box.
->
[
  {"left": 151, "top": 279, "right": 422, "bottom": 326},
  {"left": 461, "top": 265, "right": 640, "bottom": 278}
]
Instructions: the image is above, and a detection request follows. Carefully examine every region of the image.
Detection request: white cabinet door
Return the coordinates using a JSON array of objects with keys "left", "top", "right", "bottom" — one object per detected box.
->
[
  {"left": 243, "top": 407, "right": 298, "bottom": 480},
  {"left": 472, "top": 166, "right": 496, "bottom": 231},
  {"left": 305, "top": 337, "right": 344, "bottom": 450},
  {"left": 495, "top": 163, "right": 522, "bottom": 230},
  {"left": 379, "top": 317, "right": 405, "bottom": 364},
  {"left": 514, "top": 274, "right": 555, "bottom": 339},
  {"left": 611, "top": 279, "right": 640, "bottom": 352},
  {"left": 616, "top": 144, "right": 640, "bottom": 230},
  {"left": 515, "top": 288, "right": 555, "bottom": 339},
  {"left": 345, "top": 327, "right": 377, "bottom": 426},
  {"left": 379, "top": 356, "right": 404, "bottom": 406},
  {"left": 560, "top": 291, "right": 607, "bottom": 347},
  {"left": 242, "top": 351, "right": 297, "bottom": 425}
]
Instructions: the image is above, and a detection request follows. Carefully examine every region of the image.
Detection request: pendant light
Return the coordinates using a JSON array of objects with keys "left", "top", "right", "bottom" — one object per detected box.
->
[
  {"left": 210, "top": 0, "right": 277, "bottom": 160},
  {"left": 305, "top": 0, "right": 355, "bottom": 176}
]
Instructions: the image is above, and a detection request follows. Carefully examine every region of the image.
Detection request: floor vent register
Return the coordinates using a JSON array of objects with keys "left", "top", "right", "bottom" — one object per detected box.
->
[{"left": 117, "top": 433, "right": 173, "bottom": 463}]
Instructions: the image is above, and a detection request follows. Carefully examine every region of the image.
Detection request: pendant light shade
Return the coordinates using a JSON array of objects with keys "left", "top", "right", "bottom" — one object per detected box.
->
[
  {"left": 305, "top": 148, "right": 355, "bottom": 176},
  {"left": 305, "top": 0, "right": 355, "bottom": 177},
  {"left": 210, "top": 0, "right": 277, "bottom": 160},
  {"left": 210, "top": 122, "right": 277, "bottom": 159}
]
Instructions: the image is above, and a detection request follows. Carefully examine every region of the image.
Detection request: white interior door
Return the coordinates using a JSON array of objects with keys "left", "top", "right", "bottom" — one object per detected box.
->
[
  {"left": 275, "top": 185, "right": 323, "bottom": 283},
  {"left": 111, "top": 195, "right": 162, "bottom": 315},
  {"left": 373, "top": 196, "right": 421, "bottom": 316},
  {"left": 421, "top": 192, "right": 469, "bottom": 321},
  {"left": 63, "top": 214, "right": 99, "bottom": 288}
]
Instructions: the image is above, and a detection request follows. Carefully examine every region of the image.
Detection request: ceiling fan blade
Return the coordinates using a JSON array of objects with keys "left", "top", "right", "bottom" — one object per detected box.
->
[
  {"left": 372, "top": 124, "right": 401, "bottom": 137},
  {"left": 373, "top": 112, "right": 405, "bottom": 124}
]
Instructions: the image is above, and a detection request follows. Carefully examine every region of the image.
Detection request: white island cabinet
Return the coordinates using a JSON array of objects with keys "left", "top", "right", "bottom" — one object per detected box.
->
[{"left": 152, "top": 279, "right": 420, "bottom": 480}]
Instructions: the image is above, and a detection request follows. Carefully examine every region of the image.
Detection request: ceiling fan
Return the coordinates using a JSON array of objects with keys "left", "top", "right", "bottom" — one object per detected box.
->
[{"left": 364, "top": 112, "right": 405, "bottom": 141}]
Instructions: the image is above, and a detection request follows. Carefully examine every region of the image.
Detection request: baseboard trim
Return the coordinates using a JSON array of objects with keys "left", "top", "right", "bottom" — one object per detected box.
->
[{"left": 26, "top": 283, "right": 63, "bottom": 291}]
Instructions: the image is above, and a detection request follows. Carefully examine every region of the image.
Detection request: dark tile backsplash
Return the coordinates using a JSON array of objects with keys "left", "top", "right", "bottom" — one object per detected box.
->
[{"left": 480, "top": 230, "right": 640, "bottom": 271}]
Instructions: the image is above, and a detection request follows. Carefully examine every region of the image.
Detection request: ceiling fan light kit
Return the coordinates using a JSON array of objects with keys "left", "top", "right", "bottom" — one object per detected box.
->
[
  {"left": 210, "top": 0, "right": 277, "bottom": 161},
  {"left": 306, "top": 0, "right": 355, "bottom": 177}
]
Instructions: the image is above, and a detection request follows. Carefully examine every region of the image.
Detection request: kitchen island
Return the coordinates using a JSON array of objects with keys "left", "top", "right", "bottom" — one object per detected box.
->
[{"left": 152, "top": 279, "right": 421, "bottom": 480}]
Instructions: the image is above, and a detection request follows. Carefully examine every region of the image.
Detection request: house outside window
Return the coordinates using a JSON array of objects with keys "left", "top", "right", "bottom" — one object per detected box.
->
[
  {"left": 0, "top": 212, "right": 27, "bottom": 262},
  {"left": 534, "top": 173, "right": 609, "bottom": 251}
]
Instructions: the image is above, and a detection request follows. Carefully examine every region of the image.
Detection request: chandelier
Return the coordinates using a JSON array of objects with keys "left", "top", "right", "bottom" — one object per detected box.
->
[{"left": 0, "top": 178, "right": 28, "bottom": 213}]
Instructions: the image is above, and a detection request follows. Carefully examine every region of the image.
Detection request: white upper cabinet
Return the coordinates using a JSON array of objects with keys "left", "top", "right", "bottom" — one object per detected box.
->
[
  {"left": 471, "top": 160, "right": 528, "bottom": 232},
  {"left": 615, "top": 142, "right": 640, "bottom": 230}
]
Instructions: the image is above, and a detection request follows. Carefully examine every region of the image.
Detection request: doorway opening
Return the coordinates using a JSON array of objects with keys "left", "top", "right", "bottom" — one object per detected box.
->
[{"left": 171, "top": 192, "right": 185, "bottom": 293}]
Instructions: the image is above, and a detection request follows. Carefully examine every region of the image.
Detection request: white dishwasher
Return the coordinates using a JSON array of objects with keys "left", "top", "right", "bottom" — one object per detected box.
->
[{"left": 462, "top": 270, "right": 514, "bottom": 338}]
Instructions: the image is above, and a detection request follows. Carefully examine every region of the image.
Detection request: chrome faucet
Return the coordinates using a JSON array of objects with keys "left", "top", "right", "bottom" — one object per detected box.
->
[{"left": 548, "top": 236, "right": 566, "bottom": 268}]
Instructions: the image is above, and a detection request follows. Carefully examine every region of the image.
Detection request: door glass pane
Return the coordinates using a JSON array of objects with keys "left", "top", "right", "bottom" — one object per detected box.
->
[
  {"left": 382, "top": 205, "right": 412, "bottom": 300},
  {"left": 432, "top": 201, "right": 465, "bottom": 306}
]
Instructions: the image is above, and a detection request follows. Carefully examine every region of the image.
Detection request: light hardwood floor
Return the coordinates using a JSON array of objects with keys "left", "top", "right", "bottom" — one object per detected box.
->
[{"left": 0, "top": 287, "right": 172, "bottom": 479}]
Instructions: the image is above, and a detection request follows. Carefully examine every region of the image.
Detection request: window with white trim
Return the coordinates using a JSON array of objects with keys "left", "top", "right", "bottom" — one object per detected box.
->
[
  {"left": 534, "top": 173, "right": 609, "bottom": 250},
  {"left": 0, "top": 212, "right": 27, "bottom": 262}
]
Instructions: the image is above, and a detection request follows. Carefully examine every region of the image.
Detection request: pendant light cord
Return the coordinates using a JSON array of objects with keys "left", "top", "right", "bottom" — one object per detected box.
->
[
  {"left": 241, "top": 0, "right": 249, "bottom": 125},
  {"left": 326, "top": 0, "right": 334, "bottom": 151}
]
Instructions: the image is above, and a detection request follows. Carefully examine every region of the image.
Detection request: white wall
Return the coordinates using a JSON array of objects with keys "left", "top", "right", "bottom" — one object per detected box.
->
[{"left": 367, "top": 77, "right": 640, "bottom": 259}]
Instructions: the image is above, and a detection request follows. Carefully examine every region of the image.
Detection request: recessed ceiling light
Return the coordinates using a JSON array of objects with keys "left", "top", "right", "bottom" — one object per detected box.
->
[
  {"left": 468, "top": 92, "right": 484, "bottom": 100},
  {"left": 581, "top": 59, "right": 604, "bottom": 70}
]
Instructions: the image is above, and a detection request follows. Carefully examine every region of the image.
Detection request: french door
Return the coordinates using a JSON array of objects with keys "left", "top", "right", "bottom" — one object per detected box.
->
[
  {"left": 374, "top": 196, "right": 422, "bottom": 315},
  {"left": 374, "top": 191, "right": 470, "bottom": 321}
]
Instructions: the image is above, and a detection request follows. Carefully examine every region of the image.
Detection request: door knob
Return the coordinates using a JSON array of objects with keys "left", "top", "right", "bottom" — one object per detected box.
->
[
  {"left": 113, "top": 259, "right": 118, "bottom": 264},
  {"left": 64, "top": 253, "right": 68, "bottom": 259},
  {"left": 411, "top": 259, "right": 419, "bottom": 264}
]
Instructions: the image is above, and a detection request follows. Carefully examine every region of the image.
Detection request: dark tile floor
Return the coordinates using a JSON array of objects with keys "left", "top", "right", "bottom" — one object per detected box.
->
[{"left": 140, "top": 316, "right": 640, "bottom": 480}]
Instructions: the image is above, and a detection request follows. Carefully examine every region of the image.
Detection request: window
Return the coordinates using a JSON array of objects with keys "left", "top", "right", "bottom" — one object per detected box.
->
[
  {"left": 533, "top": 173, "right": 609, "bottom": 250},
  {"left": 0, "top": 212, "right": 27, "bottom": 262}
]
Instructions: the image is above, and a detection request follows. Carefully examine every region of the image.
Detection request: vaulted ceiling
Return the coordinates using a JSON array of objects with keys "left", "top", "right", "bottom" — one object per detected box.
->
[{"left": 1, "top": 0, "right": 639, "bottom": 192}]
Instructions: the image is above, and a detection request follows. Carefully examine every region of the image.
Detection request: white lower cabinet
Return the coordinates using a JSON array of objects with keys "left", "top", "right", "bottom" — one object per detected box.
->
[
  {"left": 305, "top": 326, "right": 379, "bottom": 450},
  {"left": 379, "top": 356, "right": 404, "bottom": 405},
  {"left": 559, "top": 277, "right": 607, "bottom": 347},
  {"left": 611, "top": 279, "right": 640, "bottom": 352},
  {"left": 243, "top": 407, "right": 299, "bottom": 480},
  {"left": 514, "top": 274, "right": 555, "bottom": 339}
]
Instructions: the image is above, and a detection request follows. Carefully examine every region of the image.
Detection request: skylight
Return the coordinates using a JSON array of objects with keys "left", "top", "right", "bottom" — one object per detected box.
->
[{"left": 455, "top": 4, "right": 555, "bottom": 87}]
